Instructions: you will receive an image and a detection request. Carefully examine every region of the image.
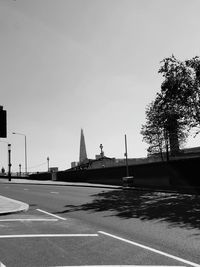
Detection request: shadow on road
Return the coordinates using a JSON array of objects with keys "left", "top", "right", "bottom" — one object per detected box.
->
[{"left": 56, "top": 189, "right": 200, "bottom": 230}]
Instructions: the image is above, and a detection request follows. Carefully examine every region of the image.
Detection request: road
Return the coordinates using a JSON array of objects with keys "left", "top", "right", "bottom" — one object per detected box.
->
[{"left": 0, "top": 183, "right": 199, "bottom": 267}]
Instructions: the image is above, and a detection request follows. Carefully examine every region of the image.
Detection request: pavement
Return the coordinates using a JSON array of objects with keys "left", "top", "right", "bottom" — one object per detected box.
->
[
  {"left": 0, "top": 195, "right": 29, "bottom": 215},
  {"left": 0, "top": 178, "right": 121, "bottom": 215}
]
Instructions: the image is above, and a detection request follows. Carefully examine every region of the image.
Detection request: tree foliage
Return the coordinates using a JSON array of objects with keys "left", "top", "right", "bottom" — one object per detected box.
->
[{"left": 141, "top": 54, "right": 200, "bottom": 158}]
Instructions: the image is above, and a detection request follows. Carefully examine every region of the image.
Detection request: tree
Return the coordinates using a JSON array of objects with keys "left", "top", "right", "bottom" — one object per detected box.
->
[
  {"left": 141, "top": 91, "right": 188, "bottom": 159},
  {"left": 159, "top": 55, "right": 200, "bottom": 135},
  {"left": 141, "top": 54, "right": 200, "bottom": 158},
  {"left": 141, "top": 101, "right": 166, "bottom": 160},
  {"left": 185, "top": 56, "right": 200, "bottom": 134}
]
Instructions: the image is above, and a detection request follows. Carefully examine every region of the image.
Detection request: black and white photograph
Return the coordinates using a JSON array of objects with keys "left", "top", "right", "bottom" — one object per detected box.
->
[{"left": 0, "top": 0, "right": 200, "bottom": 266}]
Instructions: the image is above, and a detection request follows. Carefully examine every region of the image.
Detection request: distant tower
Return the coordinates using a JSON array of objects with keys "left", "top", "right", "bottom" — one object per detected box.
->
[{"left": 79, "top": 129, "right": 87, "bottom": 164}]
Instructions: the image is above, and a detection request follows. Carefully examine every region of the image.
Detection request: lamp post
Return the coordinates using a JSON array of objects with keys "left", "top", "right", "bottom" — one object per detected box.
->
[
  {"left": 12, "top": 132, "right": 27, "bottom": 176},
  {"left": 0, "top": 140, "right": 10, "bottom": 176},
  {"left": 19, "top": 164, "right": 21, "bottom": 177},
  {"left": 124, "top": 134, "right": 129, "bottom": 177},
  {"left": 47, "top": 157, "right": 50, "bottom": 172},
  {"left": 8, "top": 144, "right": 11, "bottom": 181}
]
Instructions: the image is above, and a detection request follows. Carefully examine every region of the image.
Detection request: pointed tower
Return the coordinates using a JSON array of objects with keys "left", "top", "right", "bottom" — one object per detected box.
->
[{"left": 79, "top": 129, "right": 87, "bottom": 164}]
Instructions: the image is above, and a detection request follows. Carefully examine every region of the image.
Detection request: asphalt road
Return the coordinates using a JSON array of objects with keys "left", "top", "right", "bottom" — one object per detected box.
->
[{"left": 0, "top": 183, "right": 199, "bottom": 267}]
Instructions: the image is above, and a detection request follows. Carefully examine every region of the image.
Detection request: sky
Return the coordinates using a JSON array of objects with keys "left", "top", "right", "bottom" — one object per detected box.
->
[{"left": 1, "top": 0, "right": 200, "bottom": 173}]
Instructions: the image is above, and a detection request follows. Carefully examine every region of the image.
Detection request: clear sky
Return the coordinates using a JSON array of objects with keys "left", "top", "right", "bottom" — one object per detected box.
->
[{"left": 1, "top": 0, "right": 200, "bottom": 173}]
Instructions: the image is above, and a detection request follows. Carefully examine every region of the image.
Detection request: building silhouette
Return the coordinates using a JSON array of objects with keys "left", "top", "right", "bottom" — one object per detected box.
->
[{"left": 79, "top": 128, "right": 88, "bottom": 164}]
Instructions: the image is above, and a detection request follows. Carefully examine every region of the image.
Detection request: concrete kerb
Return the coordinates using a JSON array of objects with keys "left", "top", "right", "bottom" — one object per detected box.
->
[{"left": 0, "top": 195, "right": 29, "bottom": 215}]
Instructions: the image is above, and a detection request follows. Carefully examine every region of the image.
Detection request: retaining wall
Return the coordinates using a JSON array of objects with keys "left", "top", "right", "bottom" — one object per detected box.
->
[{"left": 29, "top": 157, "right": 200, "bottom": 189}]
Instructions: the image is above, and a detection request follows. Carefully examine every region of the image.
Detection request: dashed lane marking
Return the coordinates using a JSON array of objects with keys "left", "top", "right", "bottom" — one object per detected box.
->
[
  {"left": 99, "top": 231, "right": 200, "bottom": 267},
  {"left": 50, "top": 191, "right": 59, "bottom": 194},
  {"left": 0, "top": 261, "right": 6, "bottom": 267},
  {"left": 37, "top": 208, "right": 66, "bottom": 220},
  {"left": 23, "top": 188, "right": 29, "bottom": 190},
  {"left": 0, "top": 234, "right": 98, "bottom": 238}
]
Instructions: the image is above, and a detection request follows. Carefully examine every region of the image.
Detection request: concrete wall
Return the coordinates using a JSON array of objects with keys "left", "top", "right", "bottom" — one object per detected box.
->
[{"left": 29, "top": 157, "right": 200, "bottom": 189}]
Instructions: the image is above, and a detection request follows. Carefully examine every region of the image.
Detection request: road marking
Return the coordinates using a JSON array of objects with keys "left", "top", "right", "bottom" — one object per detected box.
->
[
  {"left": 0, "top": 218, "right": 58, "bottom": 222},
  {"left": 37, "top": 208, "right": 66, "bottom": 220},
  {"left": 99, "top": 231, "right": 200, "bottom": 267},
  {"left": 23, "top": 188, "right": 29, "bottom": 191},
  {"left": 0, "top": 261, "right": 6, "bottom": 267},
  {"left": 50, "top": 191, "right": 59, "bottom": 194},
  {"left": 0, "top": 234, "right": 98, "bottom": 238},
  {"left": 53, "top": 266, "right": 186, "bottom": 267}
]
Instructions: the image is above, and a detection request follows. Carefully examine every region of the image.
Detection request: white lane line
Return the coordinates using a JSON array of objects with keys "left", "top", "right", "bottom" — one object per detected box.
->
[
  {"left": 54, "top": 266, "right": 186, "bottom": 267},
  {"left": 99, "top": 231, "right": 200, "bottom": 267},
  {"left": 0, "top": 261, "right": 6, "bottom": 267},
  {"left": 0, "top": 219, "right": 58, "bottom": 222},
  {"left": 50, "top": 191, "right": 59, "bottom": 194},
  {"left": 23, "top": 188, "right": 29, "bottom": 191},
  {"left": 0, "top": 234, "right": 98, "bottom": 238},
  {"left": 37, "top": 208, "right": 66, "bottom": 220}
]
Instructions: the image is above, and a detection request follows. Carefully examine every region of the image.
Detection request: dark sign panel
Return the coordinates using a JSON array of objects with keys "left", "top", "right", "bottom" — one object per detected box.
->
[{"left": 0, "top": 107, "right": 7, "bottom": 138}]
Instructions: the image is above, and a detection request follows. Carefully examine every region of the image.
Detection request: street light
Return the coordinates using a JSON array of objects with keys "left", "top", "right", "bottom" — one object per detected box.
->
[
  {"left": 19, "top": 164, "right": 21, "bottom": 177},
  {"left": 124, "top": 134, "right": 129, "bottom": 177},
  {"left": 0, "top": 140, "right": 10, "bottom": 177},
  {"left": 8, "top": 144, "right": 11, "bottom": 181},
  {"left": 47, "top": 157, "right": 50, "bottom": 172},
  {"left": 12, "top": 132, "right": 27, "bottom": 176}
]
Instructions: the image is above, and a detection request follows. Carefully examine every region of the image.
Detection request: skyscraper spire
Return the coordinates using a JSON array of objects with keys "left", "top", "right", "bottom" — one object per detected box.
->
[{"left": 79, "top": 128, "right": 87, "bottom": 164}]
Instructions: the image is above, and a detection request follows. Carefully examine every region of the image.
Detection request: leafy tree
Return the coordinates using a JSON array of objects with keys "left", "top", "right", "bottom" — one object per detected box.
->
[
  {"left": 159, "top": 55, "right": 200, "bottom": 135},
  {"left": 185, "top": 56, "right": 200, "bottom": 133},
  {"left": 141, "top": 54, "right": 200, "bottom": 158},
  {"left": 141, "top": 89, "right": 188, "bottom": 159},
  {"left": 141, "top": 101, "right": 166, "bottom": 160}
]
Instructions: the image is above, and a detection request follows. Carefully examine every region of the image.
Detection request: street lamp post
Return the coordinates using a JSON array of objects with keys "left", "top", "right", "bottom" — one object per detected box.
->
[
  {"left": 47, "top": 157, "right": 50, "bottom": 172},
  {"left": 19, "top": 164, "right": 21, "bottom": 177},
  {"left": 0, "top": 140, "right": 10, "bottom": 177},
  {"left": 8, "top": 144, "right": 11, "bottom": 181},
  {"left": 124, "top": 134, "right": 129, "bottom": 177},
  {"left": 12, "top": 132, "right": 27, "bottom": 176}
]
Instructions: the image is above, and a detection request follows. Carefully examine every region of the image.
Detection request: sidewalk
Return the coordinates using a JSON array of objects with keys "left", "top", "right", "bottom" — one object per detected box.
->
[{"left": 0, "top": 195, "right": 29, "bottom": 215}]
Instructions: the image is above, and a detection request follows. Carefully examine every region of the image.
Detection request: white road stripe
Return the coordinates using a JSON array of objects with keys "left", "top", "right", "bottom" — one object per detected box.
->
[
  {"left": 99, "top": 231, "right": 200, "bottom": 267},
  {"left": 37, "top": 208, "right": 66, "bottom": 220},
  {"left": 0, "top": 219, "right": 58, "bottom": 222},
  {"left": 0, "top": 262, "right": 6, "bottom": 267},
  {"left": 23, "top": 188, "right": 29, "bottom": 190},
  {"left": 53, "top": 266, "right": 186, "bottom": 267},
  {"left": 0, "top": 234, "right": 98, "bottom": 238},
  {"left": 50, "top": 191, "right": 59, "bottom": 194}
]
